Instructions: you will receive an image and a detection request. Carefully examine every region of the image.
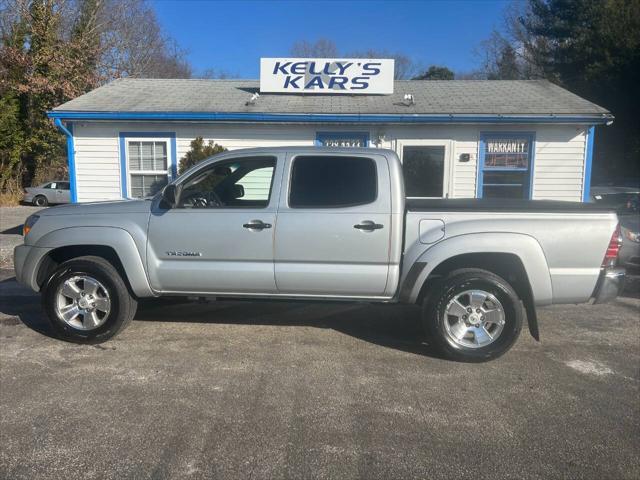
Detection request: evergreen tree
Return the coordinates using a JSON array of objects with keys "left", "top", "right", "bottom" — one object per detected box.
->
[
  {"left": 179, "top": 137, "right": 227, "bottom": 174},
  {"left": 413, "top": 65, "right": 455, "bottom": 80}
]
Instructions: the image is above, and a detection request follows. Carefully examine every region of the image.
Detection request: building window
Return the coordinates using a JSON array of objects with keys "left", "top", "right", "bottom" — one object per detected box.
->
[
  {"left": 127, "top": 140, "right": 169, "bottom": 198},
  {"left": 316, "top": 132, "right": 369, "bottom": 148},
  {"left": 289, "top": 155, "right": 377, "bottom": 208},
  {"left": 402, "top": 146, "right": 446, "bottom": 198},
  {"left": 479, "top": 133, "right": 534, "bottom": 199}
]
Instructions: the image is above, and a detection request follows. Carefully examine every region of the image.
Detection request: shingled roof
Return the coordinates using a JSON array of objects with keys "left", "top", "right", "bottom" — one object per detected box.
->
[{"left": 51, "top": 78, "right": 611, "bottom": 120}]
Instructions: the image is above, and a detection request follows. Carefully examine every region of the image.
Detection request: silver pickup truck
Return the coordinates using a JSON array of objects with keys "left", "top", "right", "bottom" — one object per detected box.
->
[{"left": 14, "top": 147, "right": 625, "bottom": 361}]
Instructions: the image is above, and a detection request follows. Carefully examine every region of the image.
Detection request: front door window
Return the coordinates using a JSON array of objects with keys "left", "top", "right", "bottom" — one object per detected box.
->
[{"left": 402, "top": 146, "right": 446, "bottom": 198}]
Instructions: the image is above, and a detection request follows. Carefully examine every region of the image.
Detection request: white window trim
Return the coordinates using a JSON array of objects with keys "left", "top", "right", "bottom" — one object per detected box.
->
[
  {"left": 125, "top": 137, "right": 173, "bottom": 198},
  {"left": 396, "top": 139, "right": 454, "bottom": 199}
]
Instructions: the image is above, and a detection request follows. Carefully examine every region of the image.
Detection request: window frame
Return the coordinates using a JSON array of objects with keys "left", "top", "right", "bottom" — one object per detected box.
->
[
  {"left": 397, "top": 139, "right": 453, "bottom": 199},
  {"left": 119, "top": 132, "right": 177, "bottom": 199},
  {"left": 175, "top": 155, "right": 278, "bottom": 210},
  {"left": 477, "top": 132, "right": 535, "bottom": 199},
  {"left": 287, "top": 154, "right": 379, "bottom": 209}
]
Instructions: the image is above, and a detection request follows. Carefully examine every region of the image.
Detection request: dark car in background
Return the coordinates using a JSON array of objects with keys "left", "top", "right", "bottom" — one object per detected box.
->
[
  {"left": 22, "top": 181, "right": 71, "bottom": 207},
  {"left": 592, "top": 186, "right": 640, "bottom": 270}
]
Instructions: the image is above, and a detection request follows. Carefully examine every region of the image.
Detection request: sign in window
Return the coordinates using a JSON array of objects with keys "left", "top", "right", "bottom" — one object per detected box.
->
[
  {"left": 479, "top": 134, "right": 533, "bottom": 199},
  {"left": 316, "top": 132, "right": 369, "bottom": 148}
]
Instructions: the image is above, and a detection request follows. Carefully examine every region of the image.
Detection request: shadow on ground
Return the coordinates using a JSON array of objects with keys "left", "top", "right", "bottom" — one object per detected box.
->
[
  {"left": 0, "top": 275, "right": 443, "bottom": 359},
  {"left": 1, "top": 225, "right": 22, "bottom": 235}
]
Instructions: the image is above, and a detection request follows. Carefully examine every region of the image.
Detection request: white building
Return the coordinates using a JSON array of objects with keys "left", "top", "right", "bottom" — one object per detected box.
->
[{"left": 48, "top": 78, "right": 612, "bottom": 203}]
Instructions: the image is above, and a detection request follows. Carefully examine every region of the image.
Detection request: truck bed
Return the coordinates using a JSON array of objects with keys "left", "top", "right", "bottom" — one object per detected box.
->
[{"left": 406, "top": 198, "right": 614, "bottom": 213}]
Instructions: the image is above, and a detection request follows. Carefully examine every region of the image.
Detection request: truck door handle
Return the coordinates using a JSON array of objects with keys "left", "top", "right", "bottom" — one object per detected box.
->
[
  {"left": 354, "top": 221, "right": 384, "bottom": 231},
  {"left": 243, "top": 220, "right": 272, "bottom": 230}
]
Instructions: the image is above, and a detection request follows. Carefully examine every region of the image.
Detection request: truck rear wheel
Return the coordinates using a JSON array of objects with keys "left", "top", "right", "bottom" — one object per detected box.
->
[
  {"left": 422, "top": 268, "right": 523, "bottom": 362},
  {"left": 42, "top": 256, "right": 137, "bottom": 343}
]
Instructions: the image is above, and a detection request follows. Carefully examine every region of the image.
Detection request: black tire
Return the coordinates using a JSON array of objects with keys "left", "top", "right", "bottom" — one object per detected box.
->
[
  {"left": 33, "top": 195, "right": 48, "bottom": 207},
  {"left": 422, "top": 268, "right": 523, "bottom": 362},
  {"left": 42, "top": 256, "right": 137, "bottom": 343}
]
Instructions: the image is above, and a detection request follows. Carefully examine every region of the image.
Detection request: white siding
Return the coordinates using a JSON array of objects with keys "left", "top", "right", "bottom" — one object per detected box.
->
[
  {"left": 71, "top": 122, "right": 589, "bottom": 203},
  {"left": 531, "top": 126, "right": 587, "bottom": 201}
]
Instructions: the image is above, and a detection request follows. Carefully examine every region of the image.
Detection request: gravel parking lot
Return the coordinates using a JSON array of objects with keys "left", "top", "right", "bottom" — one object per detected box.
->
[
  {"left": 1, "top": 266, "right": 639, "bottom": 479},
  {"left": 1, "top": 206, "right": 639, "bottom": 479}
]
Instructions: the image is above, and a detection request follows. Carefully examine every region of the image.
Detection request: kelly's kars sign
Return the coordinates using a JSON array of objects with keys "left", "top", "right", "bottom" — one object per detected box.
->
[{"left": 260, "top": 58, "right": 395, "bottom": 94}]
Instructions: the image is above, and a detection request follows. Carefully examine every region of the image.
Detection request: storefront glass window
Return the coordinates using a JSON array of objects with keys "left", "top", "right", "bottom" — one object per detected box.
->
[{"left": 479, "top": 134, "right": 533, "bottom": 199}]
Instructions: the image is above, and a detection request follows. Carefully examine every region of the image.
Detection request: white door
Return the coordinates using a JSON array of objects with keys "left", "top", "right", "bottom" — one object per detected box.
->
[{"left": 397, "top": 140, "right": 453, "bottom": 198}]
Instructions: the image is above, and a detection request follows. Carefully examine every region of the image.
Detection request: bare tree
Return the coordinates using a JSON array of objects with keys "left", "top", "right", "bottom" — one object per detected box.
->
[
  {"left": 346, "top": 49, "right": 419, "bottom": 80},
  {"left": 475, "top": 1, "right": 544, "bottom": 80},
  {"left": 198, "top": 68, "right": 238, "bottom": 79},
  {"left": 94, "top": 0, "right": 191, "bottom": 79},
  {"left": 290, "top": 38, "right": 338, "bottom": 57}
]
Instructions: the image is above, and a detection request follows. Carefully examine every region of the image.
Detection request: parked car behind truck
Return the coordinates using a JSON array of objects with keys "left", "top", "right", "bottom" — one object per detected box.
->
[
  {"left": 23, "top": 181, "right": 71, "bottom": 206},
  {"left": 14, "top": 147, "right": 625, "bottom": 362},
  {"left": 591, "top": 186, "right": 640, "bottom": 270}
]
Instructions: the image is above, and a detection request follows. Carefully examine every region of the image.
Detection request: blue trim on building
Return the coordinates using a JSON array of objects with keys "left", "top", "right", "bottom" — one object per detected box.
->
[
  {"left": 583, "top": 126, "right": 595, "bottom": 202},
  {"left": 47, "top": 110, "right": 613, "bottom": 125},
  {"left": 477, "top": 132, "right": 536, "bottom": 200},
  {"left": 53, "top": 118, "right": 78, "bottom": 203},
  {"left": 315, "top": 131, "right": 370, "bottom": 147},
  {"left": 118, "top": 132, "right": 177, "bottom": 198}
]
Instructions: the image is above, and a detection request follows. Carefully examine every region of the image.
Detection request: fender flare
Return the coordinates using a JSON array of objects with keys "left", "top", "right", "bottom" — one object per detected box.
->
[
  {"left": 33, "top": 226, "right": 153, "bottom": 297},
  {"left": 401, "top": 232, "right": 553, "bottom": 307}
]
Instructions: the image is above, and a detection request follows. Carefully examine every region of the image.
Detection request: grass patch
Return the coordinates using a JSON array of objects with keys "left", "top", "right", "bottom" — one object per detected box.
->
[{"left": 0, "top": 191, "right": 22, "bottom": 207}]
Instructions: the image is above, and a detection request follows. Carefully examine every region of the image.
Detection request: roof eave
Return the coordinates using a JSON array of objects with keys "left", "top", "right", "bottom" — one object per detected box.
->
[{"left": 47, "top": 110, "right": 614, "bottom": 124}]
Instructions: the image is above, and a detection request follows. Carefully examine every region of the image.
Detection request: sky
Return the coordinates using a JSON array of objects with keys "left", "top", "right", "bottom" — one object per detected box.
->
[{"left": 152, "top": 0, "right": 513, "bottom": 78}]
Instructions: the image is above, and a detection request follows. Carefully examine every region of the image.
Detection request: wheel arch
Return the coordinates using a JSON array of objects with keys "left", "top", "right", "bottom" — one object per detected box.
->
[
  {"left": 400, "top": 233, "right": 552, "bottom": 340},
  {"left": 31, "top": 227, "right": 154, "bottom": 298}
]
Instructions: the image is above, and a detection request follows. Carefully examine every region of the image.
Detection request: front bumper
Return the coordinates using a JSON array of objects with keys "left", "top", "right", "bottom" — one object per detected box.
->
[{"left": 591, "top": 267, "right": 626, "bottom": 304}]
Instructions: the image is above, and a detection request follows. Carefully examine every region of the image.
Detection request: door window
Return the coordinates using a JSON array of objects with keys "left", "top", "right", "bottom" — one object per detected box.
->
[
  {"left": 127, "top": 141, "right": 169, "bottom": 198},
  {"left": 289, "top": 155, "right": 377, "bottom": 208},
  {"left": 479, "top": 134, "right": 533, "bottom": 199},
  {"left": 402, "top": 146, "right": 446, "bottom": 198},
  {"left": 178, "top": 157, "right": 276, "bottom": 208}
]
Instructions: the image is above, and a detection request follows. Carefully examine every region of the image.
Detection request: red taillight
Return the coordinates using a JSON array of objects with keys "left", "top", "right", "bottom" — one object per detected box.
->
[{"left": 602, "top": 224, "right": 622, "bottom": 267}]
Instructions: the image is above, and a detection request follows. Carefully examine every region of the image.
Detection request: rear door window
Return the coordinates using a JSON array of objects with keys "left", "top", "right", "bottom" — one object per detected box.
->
[{"left": 289, "top": 155, "right": 377, "bottom": 208}]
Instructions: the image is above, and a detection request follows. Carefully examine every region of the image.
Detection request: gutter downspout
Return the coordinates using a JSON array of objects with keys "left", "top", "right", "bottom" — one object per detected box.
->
[
  {"left": 582, "top": 125, "right": 595, "bottom": 202},
  {"left": 54, "top": 118, "right": 77, "bottom": 203}
]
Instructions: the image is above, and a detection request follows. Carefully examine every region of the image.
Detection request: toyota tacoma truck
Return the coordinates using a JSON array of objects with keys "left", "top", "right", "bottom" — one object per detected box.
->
[{"left": 14, "top": 147, "right": 626, "bottom": 361}]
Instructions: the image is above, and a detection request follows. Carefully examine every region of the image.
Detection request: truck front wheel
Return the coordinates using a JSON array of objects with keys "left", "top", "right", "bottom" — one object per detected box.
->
[
  {"left": 423, "top": 268, "right": 523, "bottom": 362},
  {"left": 42, "top": 256, "right": 137, "bottom": 343}
]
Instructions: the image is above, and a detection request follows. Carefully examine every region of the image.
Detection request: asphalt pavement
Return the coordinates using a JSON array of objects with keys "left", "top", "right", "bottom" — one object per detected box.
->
[{"left": 0, "top": 268, "right": 639, "bottom": 480}]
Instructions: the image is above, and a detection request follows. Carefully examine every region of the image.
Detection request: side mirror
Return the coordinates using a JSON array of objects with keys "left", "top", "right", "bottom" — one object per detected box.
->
[
  {"left": 231, "top": 184, "right": 245, "bottom": 199},
  {"left": 161, "top": 184, "right": 177, "bottom": 208}
]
